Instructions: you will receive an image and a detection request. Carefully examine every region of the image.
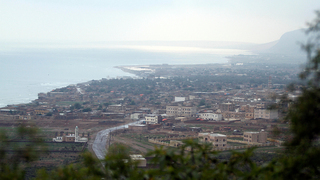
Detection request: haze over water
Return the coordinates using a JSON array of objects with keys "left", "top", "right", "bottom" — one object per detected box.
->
[
  {"left": 1, "top": 1, "right": 318, "bottom": 108},
  {"left": 0, "top": 45, "right": 251, "bottom": 107}
]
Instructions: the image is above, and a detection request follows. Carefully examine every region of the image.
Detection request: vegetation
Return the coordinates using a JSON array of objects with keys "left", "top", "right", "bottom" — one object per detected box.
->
[
  {"left": 2, "top": 10, "right": 320, "bottom": 180},
  {"left": 0, "top": 126, "right": 46, "bottom": 180}
]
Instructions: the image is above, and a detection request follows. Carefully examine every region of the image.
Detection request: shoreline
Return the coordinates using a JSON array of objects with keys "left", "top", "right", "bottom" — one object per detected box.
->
[
  {"left": 1, "top": 54, "right": 301, "bottom": 109},
  {"left": 1, "top": 62, "right": 228, "bottom": 109},
  {"left": 114, "top": 62, "right": 230, "bottom": 78}
]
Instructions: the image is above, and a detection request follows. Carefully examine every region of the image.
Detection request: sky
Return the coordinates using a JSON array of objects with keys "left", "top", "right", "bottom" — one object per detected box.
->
[{"left": 1, "top": 0, "right": 320, "bottom": 44}]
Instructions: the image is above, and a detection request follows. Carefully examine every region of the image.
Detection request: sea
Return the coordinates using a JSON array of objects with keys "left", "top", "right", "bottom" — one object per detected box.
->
[{"left": 0, "top": 44, "right": 252, "bottom": 108}]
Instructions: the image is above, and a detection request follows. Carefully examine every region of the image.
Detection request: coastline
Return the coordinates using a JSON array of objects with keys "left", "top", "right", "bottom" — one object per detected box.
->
[
  {"left": 0, "top": 45, "right": 242, "bottom": 108},
  {"left": 114, "top": 62, "right": 231, "bottom": 78},
  {"left": 0, "top": 61, "right": 233, "bottom": 109}
]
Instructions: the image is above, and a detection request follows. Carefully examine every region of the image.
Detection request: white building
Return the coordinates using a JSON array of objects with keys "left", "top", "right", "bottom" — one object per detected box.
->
[
  {"left": 175, "top": 97, "right": 186, "bottom": 102},
  {"left": 75, "top": 126, "right": 88, "bottom": 142},
  {"left": 166, "top": 105, "right": 197, "bottom": 117},
  {"left": 130, "top": 112, "right": 143, "bottom": 120},
  {"left": 53, "top": 126, "right": 88, "bottom": 143},
  {"left": 145, "top": 114, "right": 161, "bottom": 124},
  {"left": 52, "top": 136, "right": 63, "bottom": 142},
  {"left": 199, "top": 112, "right": 222, "bottom": 121},
  {"left": 198, "top": 133, "right": 227, "bottom": 147}
]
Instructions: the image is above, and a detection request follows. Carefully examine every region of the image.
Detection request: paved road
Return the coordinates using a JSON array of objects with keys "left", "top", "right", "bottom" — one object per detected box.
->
[{"left": 92, "top": 120, "right": 143, "bottom": 160}]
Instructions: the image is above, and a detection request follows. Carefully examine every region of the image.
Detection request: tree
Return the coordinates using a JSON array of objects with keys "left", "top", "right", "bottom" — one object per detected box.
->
[
  {"left": 74, "top": 103, "right": 82, "bottom": 109},
  {"left": 198, "top": 99, "right": 206, "bottom": 106},
  {"left": 0, "top": 125, "right": 46, "bottom": 180},
  {"left": 41, "top": 11, "right": 320, "bottom": 179},
  {"left": 3, "top": 10, "right": 320, "bottom": 180},
  {"left": 82, "top": 108, "right": 92, "bottom": 112}
]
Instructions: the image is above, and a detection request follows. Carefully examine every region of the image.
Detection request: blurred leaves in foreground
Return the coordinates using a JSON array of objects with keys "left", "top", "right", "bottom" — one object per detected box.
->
[{"left": 3, "top": 9, "right": 320, "bottom": 180}]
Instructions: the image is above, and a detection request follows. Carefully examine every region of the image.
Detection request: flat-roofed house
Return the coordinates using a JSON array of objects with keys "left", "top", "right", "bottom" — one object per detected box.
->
[
  {"left": 166, "top": 105, "right": 196, "bottom": 117},
  {"left": 145, "top": 114, "right": 161, "bottom": 124},
  {"left": 243, "top": 131, "right": 267, "bottom": 143},
  {"left": 198, "top": 133, "right": 227, "bottom": 147},
  {"left": 254, "top": 108, "right": 278, "bottom": 120},
  {"left": 199, "top": 112, "right": 222, "bottom": 121},
  {"left": 219, "top": 102, "right": 235, "bottom": 112}
]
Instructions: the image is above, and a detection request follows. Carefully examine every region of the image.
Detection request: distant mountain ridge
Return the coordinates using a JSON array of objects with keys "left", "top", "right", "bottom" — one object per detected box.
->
[
  {"left": 257, "top": 29, "right": 309, "bottom": 55},
  {"left": 227, "top": 29, "right": 311, "bottom": 64}
]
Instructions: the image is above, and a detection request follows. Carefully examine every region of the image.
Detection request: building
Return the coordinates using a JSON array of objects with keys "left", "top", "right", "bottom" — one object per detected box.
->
[
  {"left": 245, "top": 112, "right": 254, "bottom": 119},
  {"left": 34, "top": 109, "right": 50, "bottom": 115},
  {"left": 64, "top": 134, "right": 76, "bottom": 142},
  {"left": 145, "top": 114, "right": 162, "bottom": 124},
  {"left": 53, "top": 126, "right": 88, "bottom": 143},
  {"left": 19, "top": 115, "right": 31, "bottom": 120},
  {"left": 107, "top": 104, "right": 126, "bottom": 111},
  {"left": 170, "top": 140, "right": 184, "bottom": 146},
  {"left": 219, "top": 103, "right": 235, "bottom": 112},
  {"left": 175, "top": 97, "right": 186, "bottom": 102},
  {"left": 222, "top": 112, "right": 245, "bottom": 120},
  {"left": 139, "top": 108, "right": 151, "bottom": 114},
  {"left": 166, "top": 105, "right": 196, "bottom": 117},
  {"left": 256, "top": 103, "right": 271, "bottom": 109},
  {"left": 198, "top": 112, "right": 222, "bottom": 121},
  {"left": 101, "top": 112, "right": 125, "bottom": 119},
  {"left": 130, "top": 112, "right": 143, "bottom": 120},
  {"left": 75, "top": 126, "right": 88, "bottom": 142},
  {"left": 198, "top": 133, "right": 227, "bottom": 147},
  {"left": 240, "top": 104, "right": 255, "bottom": 113},
  {"left": 254, "top": 108, "right": 278, "bottom": 120},
  {"left": 129, "top": 154, "right": 147, "bottom": 167},
  {"left": 243, "top": 131, "right": 267, "bottom": 143}
]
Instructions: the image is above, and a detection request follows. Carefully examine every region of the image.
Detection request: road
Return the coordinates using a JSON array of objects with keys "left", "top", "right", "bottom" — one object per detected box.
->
[{"left": 92, "top": 120, "right": 143, "bottom": 160}]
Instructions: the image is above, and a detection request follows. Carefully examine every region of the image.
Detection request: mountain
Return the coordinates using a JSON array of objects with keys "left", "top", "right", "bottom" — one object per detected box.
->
[
  {"left": 228, "top": 29, "right": 311, "bottom": 64},
  {"left": 258, "top": 29, "right": 309, "bottom": 55}
]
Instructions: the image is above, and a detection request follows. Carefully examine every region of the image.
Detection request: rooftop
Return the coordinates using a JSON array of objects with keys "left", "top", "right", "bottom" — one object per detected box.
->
[{"left": 209, "top": 133, "right": 227, "bottom": 137}]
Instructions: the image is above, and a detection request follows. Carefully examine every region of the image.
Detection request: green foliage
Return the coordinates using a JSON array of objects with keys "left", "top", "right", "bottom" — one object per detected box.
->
[
  {"left": 34, "top": 11, "right": 320, "bottom": 179},
  {"left": 198, "top": 99, "right": 206, "bottom": 106},
  {"left": 36, "top": 145, "right": 143, "bottom": 180},
  {"left": 104, "top": 102, "right": 111, "bottom": 107},
  {"left": 129, "top": 100, "right": 136, "bottom": 105},
  {"left": 70, "top": 102, "right": 82, "bottom": 111},
  {"left": 2, "top": 10, "right": 320, "bottom": 180},
  {"left": 0, "top": 125, "right": 46, "bottom": 180},
  {"left": 82, "top": 108, "right": 92, "bottom": 112},
  {"left": 74, "top": 103, "right": 82, "bottom": 109}
]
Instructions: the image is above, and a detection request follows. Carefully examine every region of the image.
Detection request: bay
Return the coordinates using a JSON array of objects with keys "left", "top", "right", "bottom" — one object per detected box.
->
[{"left": 0, "top": 46, "right": 251, "bottom": 107}]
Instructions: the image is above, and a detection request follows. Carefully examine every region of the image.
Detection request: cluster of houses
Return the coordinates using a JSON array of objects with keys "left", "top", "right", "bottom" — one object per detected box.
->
[
  {"left": 193, "top": 130, "right": 267, "bottom": 147},
  {"left": 138, "top": 100, "right": 279, "bottom": 125},
  {"left": 0, "top": 74, "right": 294, "bottom": 126}
]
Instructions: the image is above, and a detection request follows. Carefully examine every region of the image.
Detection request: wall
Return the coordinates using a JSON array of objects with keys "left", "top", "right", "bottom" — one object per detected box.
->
[{"left": 148, "top": 136, "right": 274, "bottom": 151}]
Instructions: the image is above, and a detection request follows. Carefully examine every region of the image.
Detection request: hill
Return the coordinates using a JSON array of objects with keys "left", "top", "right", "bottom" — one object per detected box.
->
[
  {"left": 258, "top": 29, "right": 308, "bottom": 55},
  {"left": 229, "top": 29, "right": 310, "bottom": 64}
]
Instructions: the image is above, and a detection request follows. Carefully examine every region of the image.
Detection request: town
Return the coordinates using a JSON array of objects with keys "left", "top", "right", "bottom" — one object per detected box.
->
[{"left": 0, "top": 62, "right": 301, "bottom": 168}]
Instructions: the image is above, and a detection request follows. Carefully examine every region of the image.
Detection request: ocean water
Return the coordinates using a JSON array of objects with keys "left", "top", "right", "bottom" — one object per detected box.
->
[{"left": 0, "top": 46, "right": 250, "bottom": 107}]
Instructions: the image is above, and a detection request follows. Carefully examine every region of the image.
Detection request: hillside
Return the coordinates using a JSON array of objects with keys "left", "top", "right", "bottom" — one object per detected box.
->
[
  {"left": 259, "top": 29, "right": 308, "bottom": 55},
  {"left": 228, "top": 29, "right": 310, "bottom": 64}
]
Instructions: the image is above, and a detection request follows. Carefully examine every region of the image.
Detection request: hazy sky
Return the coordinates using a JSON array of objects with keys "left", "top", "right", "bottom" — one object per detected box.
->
[{"left": 1, "top": 0, "right": 319, "bottom": 44}]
